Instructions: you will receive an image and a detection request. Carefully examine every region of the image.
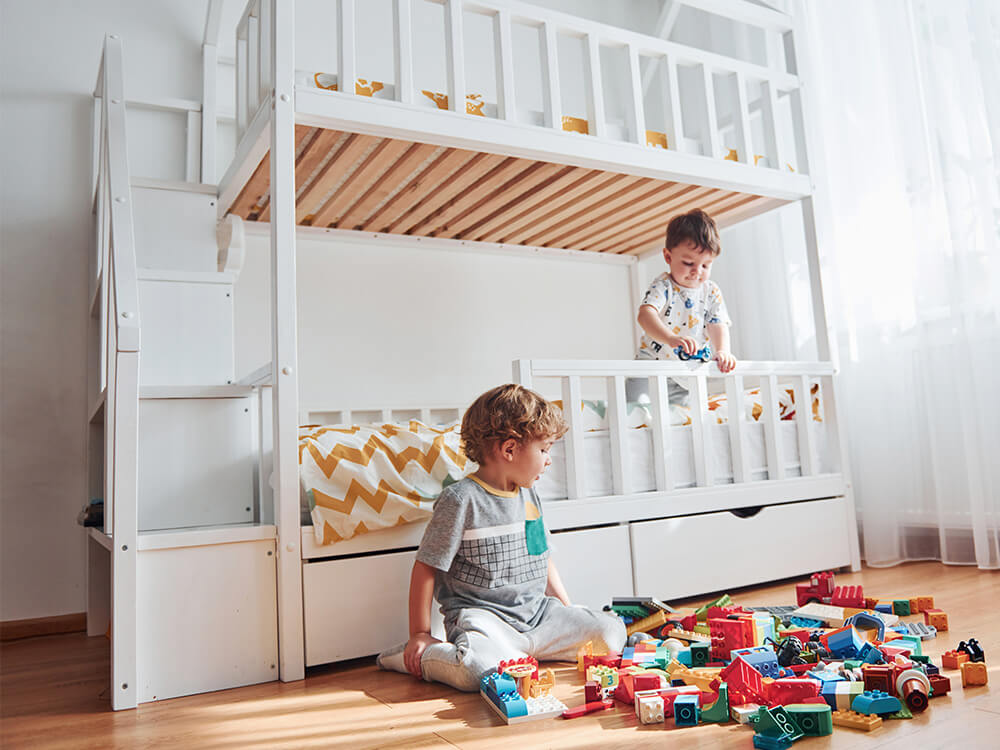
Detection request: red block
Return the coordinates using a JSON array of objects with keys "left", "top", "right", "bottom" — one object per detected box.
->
[
  {"left": 710, "top": 617, "right": 754, "bottom": 661},
  {"left": 928, "top": 673, "right": 951, "bottom": 697},
  {"left": 717, "top": 656, "right": 767, "bottom": 706},
  {"left": 634, "top": 674, "right": 662, "bottom": 692},
  {"left": 832, "top": 585, "right": 865, "bottom": 608},
  {"left": 766, "top": 678, "right": 821, "bottom": 706}
]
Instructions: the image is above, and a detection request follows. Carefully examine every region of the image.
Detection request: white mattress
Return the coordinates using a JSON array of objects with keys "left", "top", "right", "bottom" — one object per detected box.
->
[{"left": 535, "top": 420, "right": 832, "bottom": 501}]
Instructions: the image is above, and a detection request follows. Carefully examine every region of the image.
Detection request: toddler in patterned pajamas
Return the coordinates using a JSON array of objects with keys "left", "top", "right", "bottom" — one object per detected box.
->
[
  {"left": 377, "top": 384, "right": 625, "bottom": 691},
  {"left": 628, "top": 208, "right": 737, "bottom": 405}
]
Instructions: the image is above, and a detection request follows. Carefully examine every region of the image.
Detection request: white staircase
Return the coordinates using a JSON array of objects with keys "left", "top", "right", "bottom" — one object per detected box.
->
[{"left": 87, "top": 36, "right": 277, "bottom": 710}]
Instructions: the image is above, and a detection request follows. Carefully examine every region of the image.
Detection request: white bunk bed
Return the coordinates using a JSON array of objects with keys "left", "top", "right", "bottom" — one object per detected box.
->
[{"left": 86, "top": 0, "right": 859, "bottom": 711}]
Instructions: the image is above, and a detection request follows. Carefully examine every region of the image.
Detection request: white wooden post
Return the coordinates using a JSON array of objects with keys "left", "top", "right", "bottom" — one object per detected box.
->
[
  {"left": 760, "top": 375, "right": 785, "bottom": 481},
  {"left": 248, "top": 10, "right": 260, "bottom": 114},
  {"left": 733, "top": 71, "right": 753, "bottom": 164},
  {"left": 700, "top": 63, "right": 721, "bottom": 158},
  {"left": 201, "top": 43, "right": 217, "bottom": 182},
  {"left": 761, "top": 80, "right": 783, "bottom": 169},
  {"left": 561, "top": 375, "right": 586, "bottom": 499},
  {"left": 259, "top": 0, "right": 272, "bottom": 99},
  {"left": 584, "top": 33, "right": 606, "bottom": 138},
  {"left": 393, "top": 0, "right": 414, "bottom": 104},
  {"left": 270, "top": 0, "right": 305, "bottom": 683},
  {"left": 444, "top": 0, "right": 466, "bottom": 114},
  {"left": 607, "top": 375, "right": 629, "bottom": 495},
  {"left": 663, "top": 56, "right": 683, "bottom": 150},
  {"left": 626, "top": 44, "right": 645, "bottom": 145},
  {"left": 795, "top": 375, "right": 816, "bottom": 476},
  {"left": 512, "top": 359, "right": 533, "bottom": 389},
  {"left": 725, "top": 374, "right": 750, "bottom": 482},
  {"left": 236, "top": 32, "right": 248, "bottom": 136},
  {"left": 494, "top": 9, "right": 516, "bottom": 121},
  {"left": 541, "top": 22, "right": 562, "bottom": 129},
  {"left": 185, "top": 110, "right": 201, "bottom": 182},
  {"left": 647, "top": 374, "right": 673, "bottom": 491},
  {"left": 338, "top": 0, "right": 356, "bottom": 97},
  {"left": 689, "top": 375, "right": 712, "bottom": 486}
]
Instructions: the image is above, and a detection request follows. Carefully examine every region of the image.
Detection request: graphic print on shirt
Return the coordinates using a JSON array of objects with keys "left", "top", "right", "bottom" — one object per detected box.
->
[
  {"left": 452, "top": 518, "right": 548, "bottom": 589},
  {"left": 524, "top": 497, "right": 548, "bottom": 556}
]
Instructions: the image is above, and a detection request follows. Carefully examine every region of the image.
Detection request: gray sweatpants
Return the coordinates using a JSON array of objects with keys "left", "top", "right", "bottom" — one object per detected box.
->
[{"left": 378, "top": 598, "right": 626, "bottom": 692}]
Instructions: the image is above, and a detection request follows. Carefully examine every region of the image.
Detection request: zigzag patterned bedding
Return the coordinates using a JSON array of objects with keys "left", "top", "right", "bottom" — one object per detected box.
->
[{"left": 299, "top": 385, "right": 824, "bottom": 545}]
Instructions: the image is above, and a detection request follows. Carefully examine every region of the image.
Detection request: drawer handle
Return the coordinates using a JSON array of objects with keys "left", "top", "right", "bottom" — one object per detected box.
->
[{"left": 729, "top": 506, "right": 763, "bottom": 519}]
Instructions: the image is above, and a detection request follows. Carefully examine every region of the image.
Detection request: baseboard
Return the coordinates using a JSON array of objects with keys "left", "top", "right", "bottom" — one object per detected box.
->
[{"left": 1, "top": 612, "right": 87, "bottom": 642}]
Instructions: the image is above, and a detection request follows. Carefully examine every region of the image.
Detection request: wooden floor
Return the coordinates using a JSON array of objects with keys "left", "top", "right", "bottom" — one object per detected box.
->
[{"left": 3, "top": 562, "right": 999, "bottom": 749}]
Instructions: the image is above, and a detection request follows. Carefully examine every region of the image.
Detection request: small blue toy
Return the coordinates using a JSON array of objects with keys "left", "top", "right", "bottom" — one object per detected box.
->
[
  {"left": 852, "top": 690, "right": 902, "bottom": 716},
  {"left": 674, "top": 344, "right": 712, "bottom": 362}
]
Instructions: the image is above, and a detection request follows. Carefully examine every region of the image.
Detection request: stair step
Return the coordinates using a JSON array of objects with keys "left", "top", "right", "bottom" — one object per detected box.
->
[{"left": 140, "top": 385, "right": 255, "bottom": 400}]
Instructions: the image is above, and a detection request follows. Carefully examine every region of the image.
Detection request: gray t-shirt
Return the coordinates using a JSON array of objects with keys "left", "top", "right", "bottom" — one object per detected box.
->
[{"left": 416, "top": 476, "right": 550, "bottom": 631}]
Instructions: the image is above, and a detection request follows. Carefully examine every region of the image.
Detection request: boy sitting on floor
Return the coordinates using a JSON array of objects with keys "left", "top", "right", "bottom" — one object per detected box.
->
[{"left": 377, "top": 384, "right": 626, "bottom": 691}]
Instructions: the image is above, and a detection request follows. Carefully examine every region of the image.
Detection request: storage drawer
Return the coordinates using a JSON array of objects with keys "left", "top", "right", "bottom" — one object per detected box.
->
[
  {"left": 303, "top": 550, "right": 443, "bottom": 666},
  {"left": 630, "top": 498, "right": 851, "bottom": 600},
  {"left": 551, "top": 525, "right": 633, "bottom": 609}
]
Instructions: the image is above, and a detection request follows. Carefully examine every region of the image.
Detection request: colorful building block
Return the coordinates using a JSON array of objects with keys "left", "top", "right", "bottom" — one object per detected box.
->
[
  {"left": 700, "top": 683, "right": 729, "bottom": 723},
  {"left": 821, "top": 680, "right": 865, "bottom": 711},
  {"left": 941, "top": 650, "right": 969, "bottom": 670},
  {"left": 923, "top": 609, "right": 949, "bottom": 632},
  {"left": 636, "top": 693, "right": 665, "bottom": 724},
  {"left": 831, "top": 709, "right": 883, "bottom": 731},
  {"left": 852, "top": 690, "right": 902, "bottom": 715},
  {"left": 961, "top": 661, "right": 988, "bottom": 687},
  {"left": 786, "top": 704, "right": 833, "bottom": 736},
  {"left": 907, "top": 622, "right": 937, "bottom": 641},
  {"left": 768, "top": 678, "right": 821, "bottom": 706},
  {"left": 895, "top": 668, "right": 931, "bottom": 713},
  {"left": 796, "top": 571, "right": 836, "bottom": 606},
  {"left": 731, "top": 703, "right": 762, "bottom": 724},
  {"left": 928, "top": 673, "right": 951, "bottom": 697},
  {"left": 752, "top": 734, "right": 794, "bottom": 750},
  {"left": 832, "top": 585, "right": 865, "bottom": 608},
  {"left": 673, "top": 694, "right": 701, "bottom": 726}
]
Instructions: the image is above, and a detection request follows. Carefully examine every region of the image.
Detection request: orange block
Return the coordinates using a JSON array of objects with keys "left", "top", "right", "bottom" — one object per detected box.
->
[
  {"left": 961, "top": 661, "right": 988, "bottom": 687},
  {"left": 942, "top": 650, "right": 969, "bottom": 670}
]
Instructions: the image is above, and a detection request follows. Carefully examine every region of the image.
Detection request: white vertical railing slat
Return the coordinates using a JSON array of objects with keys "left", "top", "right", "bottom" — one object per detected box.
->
[
  {"left": 584, "top": 33, "right": 606, "bottom": 138},
  {"left": 795, "top": 374, "right": 816, "bottom": 476},
  {"left": 201, "top": 42, "right": 217, "bottom": 182},
  {"left": 541, "top": 22, "right": 562, "bottom": 129},
  {"left": 494, "top": 9, "right": 516, "bottom": 121},
  {"left": 248, "top": 12, "right": 260, "bottom": 114},
  {"left": 338, "top": 0, "right": 356, "bottom": 96},
  {"left": 607, "top": 375, "right": 629, "bottom": 494},
  {"left": 664, "top": 56, "right": 683, "bottom": 150},
  {"left": 626, "top": 44, "right": 645, "bottom": 145},
  {"left": 689, "top": 375, "right": 712, "bottom": 486},
  {"left": 648, "top": 375, "right": 672, "bottom": 491},
  {"left": 185, "top": 111, "right": 201, "bottom": 182},
  {"left": 394, "top": 0, "right": 414, "bottom": 104},
  {"left": 444, "top": 0, "right": 466, "bottom": 114},
  {"left": 761, "top": 375, "right": 785, "bottom": 480},
  {"left": 733, "top": 71, "right": 753, "bottom": 164},
  {"left": 561, "top": 376, "right": 586, "bottom": 499},
  {"left": 725, "top": 375, "right": 750, "bottom": 482},
  {"left": 761, "top": 80, "right": 783, "bottom": 169}
]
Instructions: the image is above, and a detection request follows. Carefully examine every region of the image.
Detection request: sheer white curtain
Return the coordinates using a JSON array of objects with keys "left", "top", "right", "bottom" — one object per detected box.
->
[{"left": 793, "top": 0, "right": 1000, "bottom": 568}]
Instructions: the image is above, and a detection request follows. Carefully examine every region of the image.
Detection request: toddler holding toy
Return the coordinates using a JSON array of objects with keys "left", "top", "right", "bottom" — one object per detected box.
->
[
  {"left": 377, "top": 384, "right": 625, "bottom": 691},
  {"left": 630, "top": 208, "right": 736, "bottom": 404}
]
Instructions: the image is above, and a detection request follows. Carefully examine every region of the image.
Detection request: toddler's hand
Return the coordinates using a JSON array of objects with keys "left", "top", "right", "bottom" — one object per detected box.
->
[
  {"left": 668, "top": 335, "right": 698, "bottom": 356},
  {"left": 714, "top": 350, "right": 737, "bottom": 373},
  {"left": 404, "top": 632, "right": 441, "bottom": 677}
]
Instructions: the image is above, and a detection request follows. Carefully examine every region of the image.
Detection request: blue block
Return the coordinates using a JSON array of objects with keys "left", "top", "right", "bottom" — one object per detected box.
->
[
  {"left": 852, "top": 690, "right": 902, "bottom": 716},
  {"left": 732, "top": 646, "right": 781, "bottom": 679},
  {"left": 875, "top": 603, "right": 894, "bottom": 614},
  {"left": 622, "top": 646, "right": 635, "bottom": 662},
  {"left": 675, "top": 648, "right": 693, "bottom": 666},
  {"left": 789, "top": 616, "right": 825, "bottom": 628},
  {"left": 859, "top": 642, "right": 886, "bottom": 665}
]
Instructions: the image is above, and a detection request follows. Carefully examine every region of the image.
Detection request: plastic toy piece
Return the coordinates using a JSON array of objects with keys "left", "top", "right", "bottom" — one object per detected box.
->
[
  {"left": 790, "top": 602, "right": 845, "bottom": 626},
  {"left": 831, "top": 585, "right": 864, "bottom": 608},
  {"left": 892, "top": 599, "right": 911, "bottom": 616},
  {"left": 785, "top": 704, "right": 833, "bottom": 736},
  {"left": 716, "top": 656, "right": 768, "bottom": 706},
  {"left": 674, "top": 344, "right": 711, "bottom": 362},
  {"left": 851, "top": 690, "right": 902, "bottom": 716},
  {"left": 861, "top": 664, "right": 893, "bottom": 694},
  {"left": 480, "top": 670, "right": 568, "bottom": 724},
  {"left": 844, "top": 612, "right": 886, "bottom": 642},
  {"left": 700, "top": 683, "right": 730, "bottom": 723},
  {"left": 906, "top": 622, "right": 937, "bottom": 641},
  {"left": 961, "top": 661, "right": 988, "bottom": 687},
  {"left": 795, "top": 571, "right": 836, "bottom": 606},
  {"left": 673, "top": 694, "right": 701, "bottom": 726},
  {"left": 752, "top": 734, "right": 793, "bottom": 750},
  {"left": 923, "top": 609, "right": 949, "bottom": 631},
  {"left": 731, "top": 703, "right": 762, "bottom": 724},
  {"left": 928, "top": 673, "right": 951, "bottom": 697},
  {"left": 732, "top": 646, "right": 781, "bottom": 679},
  {"left": 831, "top": 709, "right": 883, "bottom": 731},
  {"left": 636, "top": 694, "right": 665, "bottom": 724},
  {"left": 821, "top": 680, "right": 865, "bottom": 711},
  {"left": 957, "top": 638, "right": 985, "bottom": 662},
  {"left": 756, "top": 706, "right": 804, "bottom": 741},
  {"left": 561, "top": 698, "right": 614, "bottom": 719},
  {"left": 767, "top": 678, "right": 821, "bottom": 707},
  {"left": 895, "top": 668, "right": 931, "bottom": 713},
  {"left": 941, "top": 650, "right": 969, "bottom": 669},
  {"left": 627, "top": 609, "right": 668, "bottom": 636}
]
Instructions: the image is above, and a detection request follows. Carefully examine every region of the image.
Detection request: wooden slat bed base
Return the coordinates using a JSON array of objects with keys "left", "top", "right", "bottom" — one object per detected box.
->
[{"left": 226, "top": 126, "right": 790, "bottom": 254}]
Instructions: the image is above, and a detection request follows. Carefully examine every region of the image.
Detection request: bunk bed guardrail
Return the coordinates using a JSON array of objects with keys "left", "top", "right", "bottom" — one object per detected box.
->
[
  {"left": 232, "top": 0, "right": 805, "bottom": 175},
  {"left": 91, "top": 32, "right": 141, "bottom": 711}
]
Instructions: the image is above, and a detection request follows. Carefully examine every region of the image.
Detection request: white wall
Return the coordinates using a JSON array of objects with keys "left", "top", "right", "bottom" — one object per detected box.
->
[{"left": 0, "top": 0, "right": 206, "bottom": 621}]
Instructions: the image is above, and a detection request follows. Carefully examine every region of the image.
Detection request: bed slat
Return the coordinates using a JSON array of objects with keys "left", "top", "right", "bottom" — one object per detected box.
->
[
  {"left": 495, "top": 9, "right": 515, "bottom": 121},
  {"left": 689, "top": 374, "right": 712, "bottom": 487},
  {"left": 561, "top": 375, "right": 586, "bottom": 499},
  {"left": 607, "top": 375, "right": 630, "bottom": 495},
  {"left": 585, "top": 34, "right": 607, "bottom": 139},
  {"left": 761, "top": 374, "right": 785, "bottom": 480},
  {"left": 541, "top": 22, "right": 562, "bottom": 129},
  {"left": 394, "top": 0, "right": 414, "bottom": 105},
  {"left": 338, "top": 141, "right": 439, "bottom": 229},
  {"left": 648, "top": 374, "right": 673, "bottom": 491},
  {"left": 296, "top": 133, "right": 380, "bottom": 223},
  {"left": 796, "top": 374, "right": 816, "bottom": 476},
  {"left": 725, "top": 374, "right": 751, "bottom": 483},
  {"left": 310, "top": 137, "right": 412, "bottom": 227}
]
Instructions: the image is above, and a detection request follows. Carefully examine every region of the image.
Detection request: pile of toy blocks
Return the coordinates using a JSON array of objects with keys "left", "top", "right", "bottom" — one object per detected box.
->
[
  {"left": 480, "top": 656, "right": 568, "bottom": 724},
  {"left": 550, "top": 572, "right": 989, "bottom": 745}
]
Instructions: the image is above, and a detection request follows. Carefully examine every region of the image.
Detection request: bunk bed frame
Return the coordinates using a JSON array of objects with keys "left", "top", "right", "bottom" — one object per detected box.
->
[{"left": 88, "top": 0, "right": 860, "bottom": 710}]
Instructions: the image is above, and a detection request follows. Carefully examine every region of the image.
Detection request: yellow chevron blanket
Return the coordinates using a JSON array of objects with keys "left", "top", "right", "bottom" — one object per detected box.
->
[{"left": 299, "top": 420, "right": 473, "bottom": 545}]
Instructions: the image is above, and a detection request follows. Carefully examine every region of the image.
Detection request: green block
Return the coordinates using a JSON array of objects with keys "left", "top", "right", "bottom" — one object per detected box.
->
[
  {"left": 751, "top": 707, "right": 786, "bottom": 737},
  {"left": 701, "top": 683, "right": 730, "bottom": 723},
  {"left": 892, "top": 599, "right": 911, "bottom": 616},
  {"left": 844, "top": 660, "right": 862, "bottom": 670},
  {"left": 887, "top": 704, "right": 913, "bottom": 720},
  {"left": 786, "top": 704, "right": 833, "bottom": 736},
  {"left": 912, "top": 654, "right": 931, "bottom": 665},
  {"left": 612, "top": 605, "right": 650, "bottom": 619},
  {"left": 695, "top": 594, "right": 733, "bottom": 621},
  {"left": 691, "top": 642, "right": 710, "bottom": 667}
]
